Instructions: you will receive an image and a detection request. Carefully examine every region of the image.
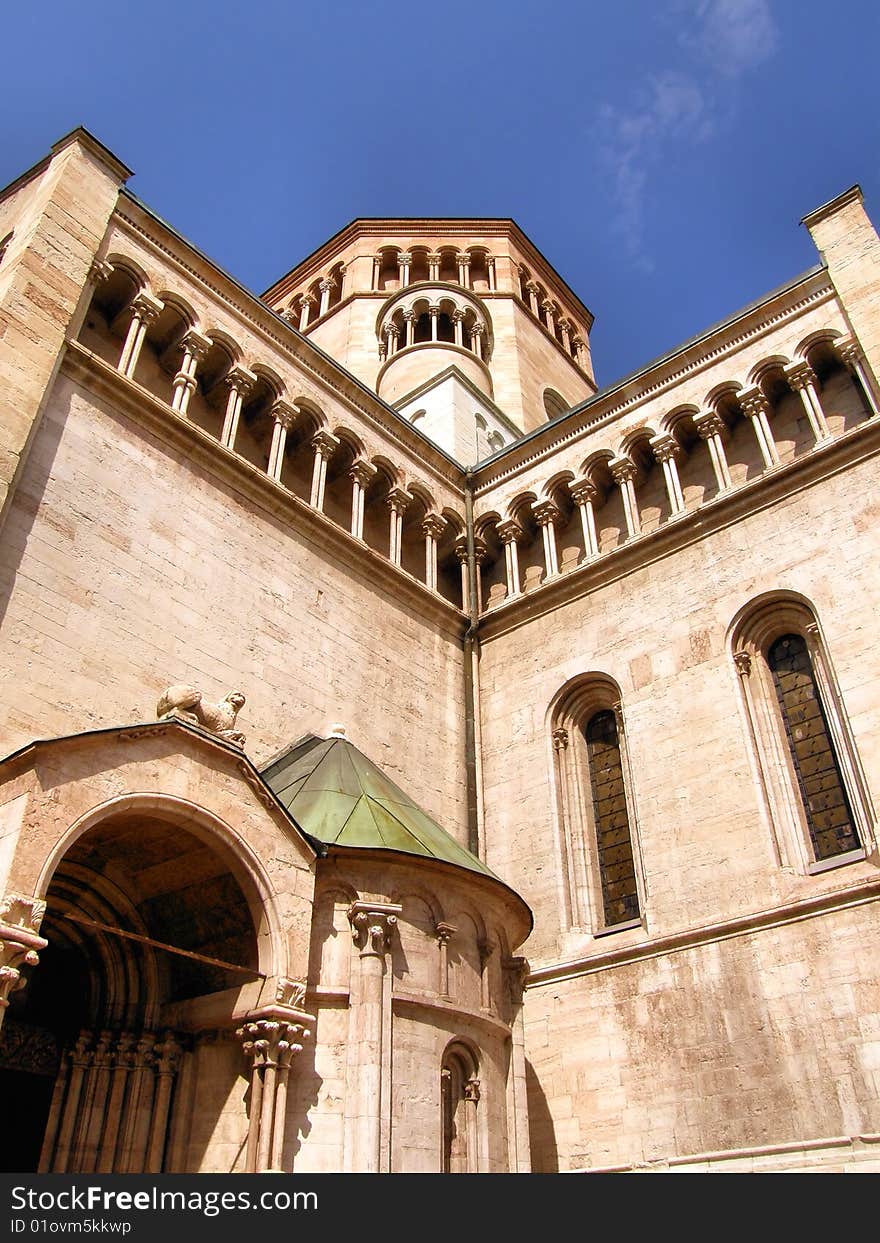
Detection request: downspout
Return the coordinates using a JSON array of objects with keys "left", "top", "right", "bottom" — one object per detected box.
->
[{"left": 463, "top": 472, "right": 484, "bottom": 857}]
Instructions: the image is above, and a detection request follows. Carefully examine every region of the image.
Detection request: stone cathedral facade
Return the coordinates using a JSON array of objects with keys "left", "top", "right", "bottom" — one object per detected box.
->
[{"left": 1, "top": 127, "right": 880, "bottom": 1173}]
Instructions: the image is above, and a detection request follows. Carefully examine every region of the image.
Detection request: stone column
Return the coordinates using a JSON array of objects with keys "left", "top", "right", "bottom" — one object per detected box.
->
[
  {"left": 267, "top": 400, "right": 297, "bottom": 481},
  {"left": 371, "top": 254, "right": 382, "bottom": 291},
  {"left": 487, "top": 255, "right": 496, "bottom": 291},
  {"left": 453, "top": 308, "right": 465, "bottom": 347},
  {"left": 386, "top": 487, "right": 410, "bottom": 565},
  {"left": 497, "top": 520, "right": 522, "bottom": 598},
  {"left": 349, "top": 459, "right": 377, "bottom": 539},
  {"left": 427, "top": 252, "right": 441, "bottom": 281},
  {"left": 298, "top": 293, "right": 316, "bottom": 331},
  {"left": 471, "top": 321, "right": 485, "bottom": 361},
  {"left": 219, "top": 366, "right": 256, "bottom": 451},
  {"left": 478, "top": 940, "right": 495, "bottom": 1011},
  {"left": 541, "top": 299, "right": 557, "bottom": 336},
  {"left": 144, "top": 1032, "right": 181, "bottom": 1174},
  {"left": 435, "top": 923, "right": 456, "bottom": 998},
  {"left": 464, "top": 1078, "right": 481, "bottom": 1173},
  {"left": 532, "top": 500, "right": 560, "bottom": 578},
  {"left": 422, "top": 514, "right": 446, "bottom": 591},
  {"left": 786, "top": 362, "right": 830, "bottom": 442},
  {"left": 398, "top": 254, "right": 411, "bottom": 288},
  {"left": 694, "top": 411, "right": 732, "bottom": 492},
  {"left": 309, "top": 429, "right": 339, "bottom": 510},
  {"left": 51, "top": 1032, "right": 93, "bottom": 1173},
  {"left": 170, "top": 330, "right": 211, "bottom": 415},
  {"left": 346, "top": 902, "right": 401, "bottom": 1172},
  {"left": 117, "top": 1032, "right": 157, "bottom": 1173},
  {"left": 609, "top": 457, "right": 640, "bottom": 538},
  {"left": 96, "top": 1032, "right": 136, "bottom": 1173},
  {"left": 570, "top": 480, "right": 599, "bottom": 558},
  {"left": 650, "top": 434, "right": 685, "bottom": 514},
  {"left": 503, "top": 957, "right": 531, "bottom": 1173},
  {"left": 385, "top": 322, "right": 399, "bottom": 356},
  {"left": 458, "top": 254, "right": 471, "bottom": 288},
  {"left": 318, "top": 277, "right": 334, "bottom": 318},
  {"left": 838, "top": 337, "right": 880, "bottom": 417},
  {"left": 525, "top": 280, "right": 540, "bottom": 316},
  {"left": 739, "top": 388, "right": 780, "bottom": 469},
  {"left": 117, "top": 292, "right": 163, "bottom": 378},
  {"left": 0, "top": 894, "right": 46, "bottom": 1033},
  {"left": 429, "top": 304, "right": 440, "bottom": 342},
  {"left": 237, "top": 991, "right": 312, "bottom": 1173},
  {"left": 456, "top": 542, "right": 469, "bottom": 610},
  {"left": 559, "top": 319, "right": 572, "bottom": 354},
  {"left": 402, "top": 309, "right": 415, "bottom": 348}
]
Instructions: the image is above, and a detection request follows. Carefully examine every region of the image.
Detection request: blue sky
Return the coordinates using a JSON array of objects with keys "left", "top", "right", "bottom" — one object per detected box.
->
[{"left": 3, "top": 0, "right": 879, "bottom": 386}]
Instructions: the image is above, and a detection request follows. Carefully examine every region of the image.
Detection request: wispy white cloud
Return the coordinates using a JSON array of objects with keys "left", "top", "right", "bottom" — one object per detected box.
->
[{"left": 600, "top": 0, "right": 779, "bottom": 269}]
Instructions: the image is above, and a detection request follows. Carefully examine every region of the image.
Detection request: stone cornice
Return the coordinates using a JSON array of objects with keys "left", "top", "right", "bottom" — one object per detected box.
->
[
  {"left": 478, "top": 415, "right": 880, "bottom": 641},
  {"left": 61, "top": 342, "right": 468, "bottom": 641},
  {"left": 527, "top": 872, "right": 880, "bottom": 989},
  {"left": 112, "top": 197, "right": 465, "bottom": 493},
  {"left": 473, "top": 268, "right": 835, "bottom": 491},
  {"left": 527, "top": 865, "right": 879, "bottom": 989}
]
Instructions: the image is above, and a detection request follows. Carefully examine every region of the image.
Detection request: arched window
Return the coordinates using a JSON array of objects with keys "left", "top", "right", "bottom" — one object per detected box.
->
[
  {"left": 0, "top": 231, "right": 13, "bottom": 265},
  {"left": 585, "top": 709, "right": 640, "bottom": 927},
  {"left": 543, "top": 388, "right": 568, "bottom": 420},
  {"left": 551, "top": 676, "right": 644, "bottom": 934},
  {"left": 440, "top": 1042, "right": 480, "bottom": 1173},
  {"left": 732, "top": 595, "right": 874, "bottom": 873}
]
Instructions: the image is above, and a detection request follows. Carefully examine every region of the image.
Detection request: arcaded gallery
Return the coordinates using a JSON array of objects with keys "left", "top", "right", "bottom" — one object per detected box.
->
[{"left": 1, "top": 129, "right": 880, "bottom": 1172}]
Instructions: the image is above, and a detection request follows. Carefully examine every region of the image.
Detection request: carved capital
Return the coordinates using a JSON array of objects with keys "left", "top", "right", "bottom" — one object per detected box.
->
[
  {"left": 402, "top": 308, "right": 416, "bottom": 322},
  {"left": 129, "top": 291, "right": 164, "bottom": 326},
  {"left": 271, "top": 399, "right": 297, "bottom": 432},
  {"left": 386, "top": 486, "right": 410, "bottom": 516},
  {"left": 422, "top": 514, "right": 447, "bottom": 541},
  {"left": 470, "top": 321, "right": 485, "bottom": 338},
  {"left": 223, "top": 365, "right": 257, "bottom": 400},
  {"left": 451, "top": 308, "right": 466, "bottom": 323},
  {"left": 179, "top": 329, "right": 212, "bottom": 363},
  {"left": 311, "top": 429, "right": 340, "bottom": 460},
  {"left": 435, "top": 921, "right": 457, "bottom": 946},
  {"left": 525, "top": 281, "right": 540, "bottom": 296},
  {"left": 88, "top": 259, "right": 114, "bottom": 286},
  {"left": 541, "top": 299, "right": 555, "bottom": 315},
  {"left": 649, "top": 434, "right": 681, "bottom": 464},
  {"left": 609, "top": 457, "right": 637, "bottom": 486},
  {"left": 464, "top": 1077, "right": 481, "bottom": 1103},
  {"left": 237, "top": 1017, "right": 308, "bottom": 1068},
  {"left": 319, "top": 277, "right": 335, "bottom": 293},
  {"left": 694, "top": 411, "right": 727, "bottom": 440},
  {"left": 503, "top": 956, "right": 530, "bottom": 1006},
  {"left": 785, "top": 361, "right": 818, "bottom": 392},
  {"left": 496, "top": 520, "right": 522, "bottom": 546},
  {"left": 739, "top": 388, "right": 770, "bottom": 420},
  {"left": 349, "top": 459, "right": 378, "bottom": 489},
  {"left": 836, "top": 337, "right": 862, "bottom": 369},
  {"left": 348, "top": 902, "right": 402, "bottom": 958},
  {"left": 552, "top": 727, "right": 569, "bottom": 752},
  {"left": 426, "top": 252, "right": 442, "bottom": 264},
  {"left": 570, "top": 480, "right": 598, "bottom": 507},
  {"left": 300, "top": 292, "right": 317, "bottom": 308},
  {"left": 458, "top": 255, "right": 471, "bottom": 269},
  {"left": 532, "top": 500, "right": 559, "bottom": 527},
  {"left": 733, "top": 651, "right": 752, "bottom": 677}
]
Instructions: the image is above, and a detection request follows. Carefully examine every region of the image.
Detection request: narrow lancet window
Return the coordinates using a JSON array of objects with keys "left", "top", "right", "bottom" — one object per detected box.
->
[
  {"left": 767, "top": 634, "right": 860, "bottom": 860},
  {"left": 585, "top": 709, "right": 640, "bottom": 926}
]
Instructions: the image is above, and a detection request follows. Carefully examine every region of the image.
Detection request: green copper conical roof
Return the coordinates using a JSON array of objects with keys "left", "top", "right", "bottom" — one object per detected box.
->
[{"left": 260, "top": 734, "right": 495, "bottom": 879}]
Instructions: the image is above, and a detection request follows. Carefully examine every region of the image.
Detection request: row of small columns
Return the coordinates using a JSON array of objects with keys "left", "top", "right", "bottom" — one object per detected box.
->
[
  {"left": 373, "top": 253, "right": 496, "bottom": 291},
  {"left": 522, "top": 279, "right": 586, "bottom": 366},
  {"left": 237, "top": 1011, "right": 310, "bottom": 1173},
  {"left": 289, "top": 276, "right": 338, "bottom": 330},
  {"left": 489, "top": 359, "right": 880, "bottom": 602},
  {"left": 380, "top": 310, "right": 486, "bottom": 359},
  {"left": 105, "top": 291, "right": 460, "bottom": 589}
]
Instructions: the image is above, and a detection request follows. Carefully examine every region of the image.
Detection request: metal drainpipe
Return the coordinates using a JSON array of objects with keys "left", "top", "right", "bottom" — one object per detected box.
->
[{"left": 463, "top": 472, "right": 484, "bottom": 857}]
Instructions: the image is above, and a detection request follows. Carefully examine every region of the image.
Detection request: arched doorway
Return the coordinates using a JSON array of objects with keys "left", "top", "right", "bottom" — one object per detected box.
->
[{"left": 0, "top": 806, "right": 265, "bottom": 1173}]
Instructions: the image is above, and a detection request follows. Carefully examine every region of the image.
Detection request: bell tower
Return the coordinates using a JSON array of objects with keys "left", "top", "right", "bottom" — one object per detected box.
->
[{"left": 263, "top": 219, "right": 597, "bottom": 463}]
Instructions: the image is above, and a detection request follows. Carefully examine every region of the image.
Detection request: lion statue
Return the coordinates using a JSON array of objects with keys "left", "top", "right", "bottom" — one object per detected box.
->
[{"left": 157, "top": 685, "right": 246, "bottom": 748}]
